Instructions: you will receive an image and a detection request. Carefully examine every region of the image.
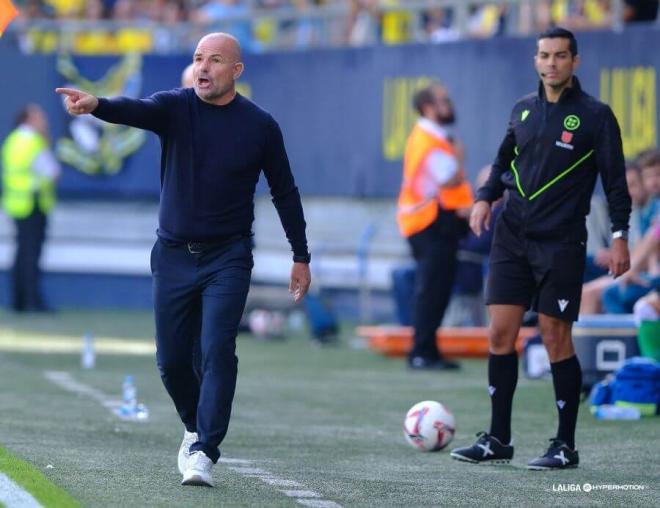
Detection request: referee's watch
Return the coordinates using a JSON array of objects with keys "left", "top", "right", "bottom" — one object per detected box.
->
[
  {"left": 612, "top": 230, "right": 629, "bottom": 241},
  {"left": 293, "top": 253, "right": 311, "bottom": 264}
]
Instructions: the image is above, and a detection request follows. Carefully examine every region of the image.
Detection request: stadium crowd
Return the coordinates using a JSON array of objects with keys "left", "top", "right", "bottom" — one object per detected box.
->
[
  {"left": 581, "top": 149, "right": 660, "bottom": 322},
  {"left": 6, "top": 0, "right": 659, "bottom": 53}
]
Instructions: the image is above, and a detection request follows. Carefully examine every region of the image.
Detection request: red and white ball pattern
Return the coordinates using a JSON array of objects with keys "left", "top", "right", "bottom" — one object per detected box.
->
[{"left": 403, "top": 400, "right": 456, "bottom": 451}]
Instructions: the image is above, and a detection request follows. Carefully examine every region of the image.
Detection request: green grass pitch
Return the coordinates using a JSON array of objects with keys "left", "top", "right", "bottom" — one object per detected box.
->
[{"left": 0, "top": 310, "right": 658, "bottom": 507}]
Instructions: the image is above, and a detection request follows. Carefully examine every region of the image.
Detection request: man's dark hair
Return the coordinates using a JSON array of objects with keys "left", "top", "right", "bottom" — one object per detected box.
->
[
  {"left": 538, "top": 26, "right": 578, "bottom": 57},
  {"left": 635, "top": 148, "right": 660, "bottom": 169},
  {"left": 13, "top": 106, "right": 33, "bottom": 129},
  {"left": 413, "top": 86, "right": 435, "bottom": 116}
]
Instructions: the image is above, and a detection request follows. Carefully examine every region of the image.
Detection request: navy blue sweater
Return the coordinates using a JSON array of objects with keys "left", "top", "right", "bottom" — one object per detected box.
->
[{"left": 93, "top": 89, "right": 308, "bottom": 258}]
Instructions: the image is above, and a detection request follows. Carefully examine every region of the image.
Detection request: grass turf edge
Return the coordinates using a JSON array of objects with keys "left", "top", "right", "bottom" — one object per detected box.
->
[{"left": 0, "top": 445, "right": 80, "bottom": 508}]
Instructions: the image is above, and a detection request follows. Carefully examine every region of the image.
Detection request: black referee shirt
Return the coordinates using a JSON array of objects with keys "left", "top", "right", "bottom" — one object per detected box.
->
[{"left": 477, "top": 77, "right": 631, "bottom": 237}]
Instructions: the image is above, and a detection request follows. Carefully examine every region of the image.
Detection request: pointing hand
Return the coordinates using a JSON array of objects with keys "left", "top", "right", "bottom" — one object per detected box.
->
[{"left": 55, "top": 87, "right": 99, "bottom": 116}]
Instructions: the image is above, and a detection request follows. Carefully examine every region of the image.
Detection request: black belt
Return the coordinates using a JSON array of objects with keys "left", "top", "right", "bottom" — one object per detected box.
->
[
  {"left": 186, "top": 242, "right": 205, "bottom": 254},
  {"left": 159, "top": 234, "right": 245, "bottom": 254}
]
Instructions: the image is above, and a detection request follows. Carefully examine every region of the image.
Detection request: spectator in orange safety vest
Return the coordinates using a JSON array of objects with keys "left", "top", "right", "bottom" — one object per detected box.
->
[{"left": 396, "top": 82, "right": 473, "bottom": 371}]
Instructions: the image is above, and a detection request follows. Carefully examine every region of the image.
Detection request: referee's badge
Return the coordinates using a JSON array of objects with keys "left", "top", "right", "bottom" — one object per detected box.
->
[
  {"left": 556, "top": 131, "right": 575, "bottom": 150},
  {"left": 563, "top": 114, "right": 581, "bottom": 130}
]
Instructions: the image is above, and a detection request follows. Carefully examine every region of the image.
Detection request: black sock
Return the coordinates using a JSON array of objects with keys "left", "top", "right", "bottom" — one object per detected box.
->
[
  {"left": 488, "top": 352, "right": 518, "bottom": 444},
  {"left": 550, "top": 355, "right": 582, "bottom": 450}
]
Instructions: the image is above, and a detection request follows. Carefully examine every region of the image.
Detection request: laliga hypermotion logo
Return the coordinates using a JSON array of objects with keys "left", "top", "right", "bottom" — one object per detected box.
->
[
  {"left": 0, "top": 0, "right": 19, "bottom": 37},
  {"left": 56, "top": 53, "right": 146, "bottom": 175}
]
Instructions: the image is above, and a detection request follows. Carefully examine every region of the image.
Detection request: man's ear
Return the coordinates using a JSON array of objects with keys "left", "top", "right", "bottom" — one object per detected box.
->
[
  {"left": 233, "top": 62, "right": 244, "bottom": 80},
  {"left": 572, "top": 54, "right": 581, "bottom": 72},
  {"left": 420, "top": 103, "right": 434, "bottom": 119}
]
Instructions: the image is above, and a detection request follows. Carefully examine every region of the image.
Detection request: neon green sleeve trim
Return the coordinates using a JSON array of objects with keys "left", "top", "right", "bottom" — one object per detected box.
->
[
  {"left": 510, "top": 158, "right": 526, "bottom": 198},
  {"left": 528, "top": 150, "right": 595, "bottom": 201}
]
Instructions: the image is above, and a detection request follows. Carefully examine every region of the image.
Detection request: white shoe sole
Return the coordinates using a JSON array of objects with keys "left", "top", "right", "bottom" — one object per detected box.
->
[
  {"left": 181, "top": 473, "right": 214, "bottom": 487},
  {"left": 527, "top": 464, "right": 578, "bottom": 471},
  {"left": 450, "top": 452, "right": 511, "bottom": 465}
]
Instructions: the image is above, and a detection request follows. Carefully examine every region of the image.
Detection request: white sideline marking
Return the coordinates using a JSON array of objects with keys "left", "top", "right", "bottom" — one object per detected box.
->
[
  {"left": 42, "top": 373, "right": 341, "bottom": 506},
  {"left": 297, "top": 501, "right": 342, "bottom": 508},
  {"left": 43, "top": 371, "right": 136, "bottom": 421},
  {"left": 226, "top": 467, "right": 268, "bottom": 475},
  {"left": 0, "top": 473, "right": 43, "bottom": 508},
  {"left": 218, "top": 458, "right": 252, "bottom": 465},
  {"left": 222, "top": 461, "right": 342, "bottom": 507},
  {"left": 260, "top": 478, "right": 302, "bottom": 487},
  {"left": 282, "top": 490, "right": 321, "bottom": 498}
]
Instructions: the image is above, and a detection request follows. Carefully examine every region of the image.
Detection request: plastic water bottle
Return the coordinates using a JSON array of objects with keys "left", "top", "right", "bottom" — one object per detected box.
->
[
  {"left": 593, "top": 405, "right": 641, "bottom": 420},
  {"left": 135, "top": 403, "right": 150, "bottom": 421},
  {"left": 81, "top": 333, "right": 95, "bottom": 369},
  {"left": 121, "top": 375, "right": 137, "bottom": 417}
]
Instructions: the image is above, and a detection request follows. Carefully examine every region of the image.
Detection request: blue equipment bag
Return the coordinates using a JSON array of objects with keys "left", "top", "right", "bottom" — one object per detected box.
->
[
  {"left": 590, "top": 357, "right": 660, "bottom": 415},
  {"left": 303, "top": 293, "right": 338, "bottom": 342}
]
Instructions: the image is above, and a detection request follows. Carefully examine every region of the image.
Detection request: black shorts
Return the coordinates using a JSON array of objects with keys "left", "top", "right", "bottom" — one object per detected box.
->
[{"left": 485, "top": 215, "right": 586, "bottom": 322}]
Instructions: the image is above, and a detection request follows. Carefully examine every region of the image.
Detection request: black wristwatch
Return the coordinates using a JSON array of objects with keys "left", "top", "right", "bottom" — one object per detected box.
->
[{"left": 293, "top": 253, "right": 311, "bottom": 264}]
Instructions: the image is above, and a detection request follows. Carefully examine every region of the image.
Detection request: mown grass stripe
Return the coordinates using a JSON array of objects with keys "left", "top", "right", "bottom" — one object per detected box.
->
[
  {"left": 0, "top": 333, "right": 154, "bottom": 355},
  {"left": 0, "top": 447, "right": 79, "bottom": 508}
]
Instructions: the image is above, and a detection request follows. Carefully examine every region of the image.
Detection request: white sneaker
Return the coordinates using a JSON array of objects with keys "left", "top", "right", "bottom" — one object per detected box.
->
[
  {"left": 181, "top": 451, "right": 214, "bottom": 487},
  {"left": 177, "top": 430, "right": 198, "bottom": 474}
]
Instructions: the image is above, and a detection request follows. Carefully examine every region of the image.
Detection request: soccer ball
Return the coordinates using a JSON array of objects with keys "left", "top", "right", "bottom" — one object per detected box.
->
[{"left": 403, "top": 400, "right": 455, "bottom": 451}]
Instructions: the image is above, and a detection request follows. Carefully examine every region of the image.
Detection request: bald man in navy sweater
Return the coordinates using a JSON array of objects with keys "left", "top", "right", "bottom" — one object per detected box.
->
[{"left": 57, "top": 32, "right": 311, "bottom": 487}]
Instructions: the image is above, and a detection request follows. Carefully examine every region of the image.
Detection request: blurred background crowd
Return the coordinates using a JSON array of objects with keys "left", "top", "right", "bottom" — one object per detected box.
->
[
  {"left": 0, "top": 0, "right": 658, "bottom": 333},
  {"left": 4, "top": 0, "right": 659, "bottom": 54}
]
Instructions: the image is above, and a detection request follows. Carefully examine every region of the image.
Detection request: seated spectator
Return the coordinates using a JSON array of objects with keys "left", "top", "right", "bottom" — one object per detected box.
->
[
  {"left": 633, "top": 290, "right": 659, "bottom": 324},
  {"left": 637, "top": 149, "right": 660, "bottom": 220},
  {"left": 598, "top": 152, "right": 659, "bottom": 314},
  {"left": 444, "top": 166, "right": 501, "bottom": 327},
  {"left": 381, "top": 0, "right": 413, "bottom": 45},
  {"left": 583, "top": 194, "right": 612, "bottom": 282},
  {"left": 424, "top": 8, "right": 460, "bottom": 43},
  {"left": 582, "top": 0, "right": 612, "bottom": 28},
  {"left": 15, "top": 0, "right": 47, "bottom": 20},
  {"left": 43, "top": 0, "right": 87, "bottom": 19},
  {"left": 581, "top": 162, "right": 654, "bottom": 313},
  {"left": 602, "top": 219, "right": 660, "bottom": 314},
  {"left": 467, "top": 3, "right": 506, "bottom": 38},
  {"left": 191, "top": 0, "right": 256, "bottom": 51},
  {"left": 153, "top": 1, "right": 190, "bottom": 52},
  {"left": 347, "top": 0, "right": 379, "bottom": 46},
  {"left": 525, "top": 0, "right": 613, "bottom": 33},
  {"left": 624, "top": 0, "right": 659, "bottom": 22}
]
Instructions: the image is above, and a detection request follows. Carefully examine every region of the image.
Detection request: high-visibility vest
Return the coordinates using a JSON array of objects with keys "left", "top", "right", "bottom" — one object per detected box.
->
[
  {"left": 397, "top": 123, "right": 473, "bottom": 237},
  {"left": 1, "top": 128, "right": 56, "bottom": 219}
]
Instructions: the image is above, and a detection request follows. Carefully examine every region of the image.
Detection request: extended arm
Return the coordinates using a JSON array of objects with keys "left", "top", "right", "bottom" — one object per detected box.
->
[
  {"left": 596, "top": 106, "right": 632, "bottom": 278},
  {"left": 470, "top": 122, "right": 516, "bottom": 236},
  {"left": 262, "top": 117, "right": 311, "bottom": 302},
  {"left": 56, "top": 87, "right": 169, "bottom": 134}
]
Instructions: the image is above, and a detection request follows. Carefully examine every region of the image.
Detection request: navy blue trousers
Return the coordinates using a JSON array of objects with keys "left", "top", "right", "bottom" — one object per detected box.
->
[
  {"left": 12, "top": 208, "right": 47, "bottom": 312},
  {"left": 151, "top": 236, "right": 253, "bottom": 463},
  {"left": 407, "top": 216, "right": 459, "bottom": 362}
]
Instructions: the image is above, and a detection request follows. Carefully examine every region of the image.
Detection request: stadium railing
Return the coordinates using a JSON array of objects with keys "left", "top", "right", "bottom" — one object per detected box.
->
[{"left": 2, "top": 0, "right": 649, "bottom": 54}]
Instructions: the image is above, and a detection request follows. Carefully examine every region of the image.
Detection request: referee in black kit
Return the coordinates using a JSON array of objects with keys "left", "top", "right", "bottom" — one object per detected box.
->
[
  {"left": 451, "top": 28, "right": 631, "bottom": 470},
  {"left": 57, "top": 33, "right": 311, "bottom": 487}
]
